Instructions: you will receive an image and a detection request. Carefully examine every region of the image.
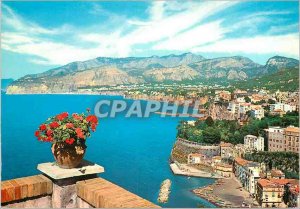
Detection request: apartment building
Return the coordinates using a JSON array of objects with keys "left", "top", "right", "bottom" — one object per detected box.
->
[
  {"left": 284, "top": 126, "right": 299, "bottom": 153},
  {"left": 245, "top": 162, "right": 261, "bottom": 195},
  {"left": 256, "top": 179, "right": 285, "bottom": 208},
  {"left": 244, "top": 135, "right": 264, "bottom": 152},
  {"left": 234, "top": 158, "right": 261, "bottom": 195},
  {"left": 256, "top": 179, "right": 299, "bottom": 208},
  {"left": 267, "top": 127, "right": 285, "bottom": 152}
]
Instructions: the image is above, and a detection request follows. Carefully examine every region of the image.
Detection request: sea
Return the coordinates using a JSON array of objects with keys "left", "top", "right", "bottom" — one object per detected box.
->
[{"left": 1, "top": 94, "right": 216, "bottom": 208}]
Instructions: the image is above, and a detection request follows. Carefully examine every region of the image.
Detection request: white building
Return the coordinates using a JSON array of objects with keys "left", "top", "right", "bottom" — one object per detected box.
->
[
  {"left": 187, "top": 153, "right": 206, "bottom": 164},
  {"left": 270, "top": 103, "right": 293, "bottom": 113},
  {"left": 250, "top": 105, "right": 265, "bottom": 120},
  {"left": 244, "top": 135, "right": 264, "bottom": 151},
  {"left": 239, "top": 103, "right": 251, "bottom": 114},
  {"left": 245, "top": 162, "right": 261, "bottom": 195},
  {"left": 228, "top": 102, "right": 240, "bottom": 116}
]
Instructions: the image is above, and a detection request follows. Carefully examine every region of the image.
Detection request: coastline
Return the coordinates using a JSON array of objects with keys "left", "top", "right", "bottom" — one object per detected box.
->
[{"left": 192, "top": 177, "right": 259, "bottom": 208}]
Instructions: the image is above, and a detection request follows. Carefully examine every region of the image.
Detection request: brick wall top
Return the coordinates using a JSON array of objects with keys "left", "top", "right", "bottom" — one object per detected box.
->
[
  {"left": 1, "top": 175, "right": 52, "bottom": 204},
  {"left": 76, "top": 177, "right": 160, "bottom": 208}
]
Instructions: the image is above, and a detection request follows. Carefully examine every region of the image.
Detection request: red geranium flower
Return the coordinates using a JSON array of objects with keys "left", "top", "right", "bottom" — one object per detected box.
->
[
  {"left": 56, "top": 112, "right": 69, "bottom": 121},
  {"left": 35, "top": 130, "right": 40, "bottom": 137},
  {"left": 46, "top": 136, "right": 53, "bottom": 142},
  {"left": 39, "top": 124, "right": 47, "bottom": 131},
  {"left": 86, "top": 115, "right": 98, "bottom": 124},
  {"left": 72, "top": 113, "right": 83, "bottom": 121},
  {"left": 46, "top": 129, "right": 53, "bottom": 136},
  {"left": 50, "top": 121, "right": 60, "bottom": 129},
  {"left": 75, "top": 128, "right": 85, "bottom": 139},
  {"left": 66, "top": 138, "right": 75, "bottom": 145},
  {"left": 91, "top": 123, "right": 97, "bottom": 132},
  {"left": 36, "top": 110, "right": 98, "bottom": 143},
  {"left": 66, "top": 123, "right": 74, "bottom": 129}
]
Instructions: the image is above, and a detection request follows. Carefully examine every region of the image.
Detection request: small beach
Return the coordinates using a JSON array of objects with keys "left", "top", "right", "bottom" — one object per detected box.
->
[{"left": 193, "top": 177, "right": 259, "bottom": 208}]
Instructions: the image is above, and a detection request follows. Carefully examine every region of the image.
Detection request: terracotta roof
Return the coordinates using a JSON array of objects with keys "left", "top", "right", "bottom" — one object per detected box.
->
[
  {"left": 271, "top": 179, "right": 299, "bottom": 186},
  {"left": 258, "top": 179, "right": 276, "bottom": 188},
  {"left": 256, "top": 178, "right": 296, "bottom": 188},
  {"left": 235, "top": 157, "right": 250, "bottom": 166},
  {"left": 285, "top": 126, "right": 300, "bottom": 133}
]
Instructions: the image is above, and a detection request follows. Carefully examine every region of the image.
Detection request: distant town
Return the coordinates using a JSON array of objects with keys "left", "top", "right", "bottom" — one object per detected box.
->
[
  {"left": 76, "top": 82, "right": 300, "bottom": 208},
  {"left": 166, "top": 87, "right": 299, "bottom": 208}
]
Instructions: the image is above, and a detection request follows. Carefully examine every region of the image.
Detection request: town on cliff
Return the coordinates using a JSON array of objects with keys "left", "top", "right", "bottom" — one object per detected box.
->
[{"left": 169, "top": 88, "right": 299, "bottom": 208}]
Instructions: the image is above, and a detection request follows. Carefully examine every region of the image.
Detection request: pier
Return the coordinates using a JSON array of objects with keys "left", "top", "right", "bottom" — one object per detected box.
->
[{"left": 157, "top": 179, "right": 171, "bottom": 203}]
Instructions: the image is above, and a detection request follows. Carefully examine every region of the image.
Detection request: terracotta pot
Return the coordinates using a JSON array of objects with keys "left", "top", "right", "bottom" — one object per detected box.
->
[{"left": 51, "top": 142, "right": 86, "bottom": 169}]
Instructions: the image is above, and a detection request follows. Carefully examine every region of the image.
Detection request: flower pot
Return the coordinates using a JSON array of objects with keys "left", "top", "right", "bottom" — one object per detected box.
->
[{"left": 51, "top": 142, "right": 86, "bottom": 169}]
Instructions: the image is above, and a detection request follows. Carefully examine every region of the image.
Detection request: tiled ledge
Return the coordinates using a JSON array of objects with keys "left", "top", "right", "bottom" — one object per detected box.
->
[
  {"left": 1, "top": 175, "right": 52, "bottom": 204},
  {"left": 76, "top": 178, "right": 160, "bottom": 208}
]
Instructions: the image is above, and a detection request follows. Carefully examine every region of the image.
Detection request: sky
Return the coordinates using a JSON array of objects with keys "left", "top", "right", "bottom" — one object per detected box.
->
[{"left": 1, "top": 1, "right": 299, "bottom": 79}]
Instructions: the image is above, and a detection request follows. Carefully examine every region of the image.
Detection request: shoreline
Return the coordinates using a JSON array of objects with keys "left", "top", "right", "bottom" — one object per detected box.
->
[{"left": 192, "top": 177, "right": 259, "bottom": 208}]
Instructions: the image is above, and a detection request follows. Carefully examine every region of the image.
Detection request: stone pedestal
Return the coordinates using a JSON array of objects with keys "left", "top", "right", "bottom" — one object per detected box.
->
[{"left": 37, "top": 160, "right": 104, "bottom": 208}]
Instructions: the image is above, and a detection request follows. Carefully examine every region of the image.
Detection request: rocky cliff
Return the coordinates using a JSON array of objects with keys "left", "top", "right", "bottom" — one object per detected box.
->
[{"left": 208, "top": 103, "right": 236, "bottom": 121}]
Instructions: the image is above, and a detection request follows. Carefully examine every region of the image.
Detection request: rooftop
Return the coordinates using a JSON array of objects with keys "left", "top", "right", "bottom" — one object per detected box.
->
[
  {"left": 258, "top": 178, "right": 299, "bottom": 188},
  {"left": 245, "top": 134, "right": 257, "bottom": 138},
  {"left": 235, "top": 157, "right": 251, "bottom": 166},
  {"left": 271, "top": 178, "right": 299, "bottom": 186},
  {"left": 257, "top": 179, "right": 280, "bottom": 188},
  {"left": 285, "top": 126, "right": 300, "bottom": 133}
]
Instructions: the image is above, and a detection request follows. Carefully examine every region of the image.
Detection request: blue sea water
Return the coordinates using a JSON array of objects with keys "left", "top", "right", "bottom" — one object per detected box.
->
[{"left": 1, "top": 94, "right": 215, "bottom": 208}]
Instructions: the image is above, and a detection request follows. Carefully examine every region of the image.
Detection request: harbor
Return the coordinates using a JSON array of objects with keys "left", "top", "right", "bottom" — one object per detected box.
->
[{"left": 170, "top": 162, "right": 222, "bottom": 179}]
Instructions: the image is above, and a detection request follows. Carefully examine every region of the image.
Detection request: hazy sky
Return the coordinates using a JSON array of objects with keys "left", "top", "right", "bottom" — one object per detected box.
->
[{"left": 1, "top": 1, "right": 299, "bottom": 79}]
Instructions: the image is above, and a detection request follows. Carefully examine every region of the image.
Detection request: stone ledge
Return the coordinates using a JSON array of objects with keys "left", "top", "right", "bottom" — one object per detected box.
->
[
  {"left": 76, "top": 177, "right": 160, "bottom": 208},
  {"left": 37, "top": 160, "right": 104, "bottom": 180},
  {"left": 1, "top": 175, "right": 52, "bottom": 204}
]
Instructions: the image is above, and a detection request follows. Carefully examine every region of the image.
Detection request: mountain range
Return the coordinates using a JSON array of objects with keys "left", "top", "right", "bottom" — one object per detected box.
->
[{"left": 6, "top": 53, "right": 299, "bottom": 94}]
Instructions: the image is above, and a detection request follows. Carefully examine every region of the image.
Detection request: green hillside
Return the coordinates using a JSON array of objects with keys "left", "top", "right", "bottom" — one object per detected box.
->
[{"left": 233, "top": 68, "right": 299, "bottom": 92}]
